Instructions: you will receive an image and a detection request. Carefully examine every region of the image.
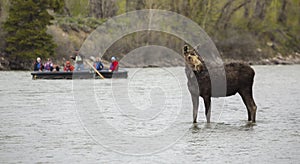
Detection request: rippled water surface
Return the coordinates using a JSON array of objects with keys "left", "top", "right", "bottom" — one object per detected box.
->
[{"left": 0, "top": 65, "right": 299, "bottom": 163}]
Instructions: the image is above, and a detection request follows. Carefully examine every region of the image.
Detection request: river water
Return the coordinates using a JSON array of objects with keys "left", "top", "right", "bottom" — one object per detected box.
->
[{"left": 0, "top": 65, "right": 299, "bottom": 163}]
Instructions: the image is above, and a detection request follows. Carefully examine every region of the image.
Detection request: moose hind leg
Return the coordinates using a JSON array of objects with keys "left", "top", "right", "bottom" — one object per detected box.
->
[
  {"left": 249, "top": 96, "right": 257, "bottom": 122},
  {"left": 192, "top": 95, "right": 199, "bottom": 123},
  {"left": 203, "top": 96, "right": 211, "bottom": 123},
  {"left": 239, "top": 89, "right": 257, "bottom": 122}
]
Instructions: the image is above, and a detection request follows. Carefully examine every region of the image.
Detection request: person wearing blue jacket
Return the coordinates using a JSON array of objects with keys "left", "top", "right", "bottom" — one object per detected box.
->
[
  {"left": 94, "top": 57, "right": 104, "bottom": 71},
  {"left": 33, "top": 57, "right": 44, "bottom": 71}
]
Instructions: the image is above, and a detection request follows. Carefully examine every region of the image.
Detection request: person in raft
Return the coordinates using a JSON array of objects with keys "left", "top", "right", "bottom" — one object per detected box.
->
[
  {"left": 64, "top": 61, "right": 74, "bottom": 72},
  {"left": 33, "top": 57, "right": 44, "bottom": 71},
  {"left": 44, "top": 58, "right": 53, "bottom": 71},
  {"left": 70, "top": 49, "right": 84, "bottom": 71},
  {"left": 109, "top": 56, "right": 119, "bottom": 72},
  {"left": 94, "top": 57, "right": 104, "bottom": 71},
  {"left": 51, "top": 64, "right": 60, "bottom": 72}
]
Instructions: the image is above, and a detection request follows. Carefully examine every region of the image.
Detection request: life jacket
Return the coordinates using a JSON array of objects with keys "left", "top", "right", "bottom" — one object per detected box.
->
[
  {"left": 96, "top": 62, "right": 103, "bottom": 70},
  {"left": 75, "top": 55, "right": 82, "bottom": 62},
  {"left": 44, "top": 62, "right": 52, "bottom": 71},
  {"left": 110, "top": 61, "right": 119, "bottom": 71},
  {"left": 37, "top": 63, "right": 41, "bottom": 70}
]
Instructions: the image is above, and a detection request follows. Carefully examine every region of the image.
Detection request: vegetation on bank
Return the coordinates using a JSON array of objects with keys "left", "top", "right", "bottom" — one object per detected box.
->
[
  {"left": 0, "top": 0, "right": 299, "bottom": 70},
  {"left": 1, "top": 0, "right": 64, "bottom": 69}
]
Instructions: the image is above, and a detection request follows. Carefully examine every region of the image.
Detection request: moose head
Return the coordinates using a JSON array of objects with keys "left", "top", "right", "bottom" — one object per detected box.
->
[{"left": 183, "top": 45, "right": 203, "bottom": 72}]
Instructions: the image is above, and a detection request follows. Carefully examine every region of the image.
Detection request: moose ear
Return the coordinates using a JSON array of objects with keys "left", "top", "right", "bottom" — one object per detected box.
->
[
  {"left": 183, "top": 45, "right": 189, "bottom": 53},
  {"left": 192, "top": 49, "right": 198, "bottom": 56}
]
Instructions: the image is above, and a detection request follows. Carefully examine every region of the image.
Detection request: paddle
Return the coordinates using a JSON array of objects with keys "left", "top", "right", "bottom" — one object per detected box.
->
[{"left": 85, "top": 61, "right": 105, "bottom": 79}]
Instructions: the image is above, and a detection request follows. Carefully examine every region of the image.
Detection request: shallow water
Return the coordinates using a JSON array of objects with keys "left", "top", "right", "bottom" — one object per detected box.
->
[{"left": 0, "top": 65, "right": 299, "bottom": 163}]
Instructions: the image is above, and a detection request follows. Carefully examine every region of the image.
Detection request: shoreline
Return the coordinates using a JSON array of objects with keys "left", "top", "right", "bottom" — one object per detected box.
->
[
  {"left": 1, "top": 55, "right": 300, "bottom": 71},
  {"left": 250, "top": 54, "right": 300, "bottom": 65}
]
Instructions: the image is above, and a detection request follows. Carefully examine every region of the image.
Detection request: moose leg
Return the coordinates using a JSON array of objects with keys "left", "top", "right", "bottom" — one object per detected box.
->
[
  {"left": 248, "top": 92, "right": 257, "bottom": 122},
  {"left": 203, "top": 96, "right": 211, "bottom": 123},
  {"left": 250, "top": 98, "right": 257, "bottom": 122},
  {"left": 191, "top": 95, "right": 199, "bottom": 123},
  {"left": 239, "top": 89, "right": 257, "bottom": 122},
  {"left": 239, "top": 91, "right": 252, "bottom": 121}
]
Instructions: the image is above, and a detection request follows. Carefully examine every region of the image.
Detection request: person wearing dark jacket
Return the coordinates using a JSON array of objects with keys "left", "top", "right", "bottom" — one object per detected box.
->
[
  {"left": 33, "top": 57, "right": 43, "bottom": 71},
  {"left": 94, "top": 57, "right": 104, "bottom": 71}
]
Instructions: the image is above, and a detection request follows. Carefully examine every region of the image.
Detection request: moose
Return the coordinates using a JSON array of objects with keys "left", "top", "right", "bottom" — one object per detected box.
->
[{"left": 183, "top": 45, "right": 257, "bottom": 123}]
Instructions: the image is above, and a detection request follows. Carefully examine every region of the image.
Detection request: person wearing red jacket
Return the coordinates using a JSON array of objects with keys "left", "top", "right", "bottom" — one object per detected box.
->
[
  {"left": 109, "top": 56, "right": 119, "bottom": 72},
  {"left": 64, "top": 61, "right": 74, "bottom": 72}
]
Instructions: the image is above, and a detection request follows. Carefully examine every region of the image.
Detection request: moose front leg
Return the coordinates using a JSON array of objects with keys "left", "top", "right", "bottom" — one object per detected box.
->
[
  {"left": 191, "top": 95, "right": 199, "bottom": 123},
  {"left": 203, "top": 96, "right": 211, "bottom": 123}
]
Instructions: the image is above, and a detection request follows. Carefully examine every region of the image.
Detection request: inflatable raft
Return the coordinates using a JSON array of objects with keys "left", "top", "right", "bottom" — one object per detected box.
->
[{"left": 31, "top": 70, "right": 128, "bottom": 79}]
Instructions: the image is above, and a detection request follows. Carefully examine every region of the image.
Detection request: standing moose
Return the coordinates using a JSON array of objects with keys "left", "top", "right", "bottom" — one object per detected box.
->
[{"left": 183, "top": 45, "right": 257, "bottom": 123}]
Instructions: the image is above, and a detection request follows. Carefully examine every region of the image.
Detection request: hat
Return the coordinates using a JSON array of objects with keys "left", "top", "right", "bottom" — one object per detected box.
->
[
  {"left": 111, "top": 56, "right": 116, "bottom": 61},
  {"left": 37, "top": 57, "right": 41, "bottom": 62}
]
